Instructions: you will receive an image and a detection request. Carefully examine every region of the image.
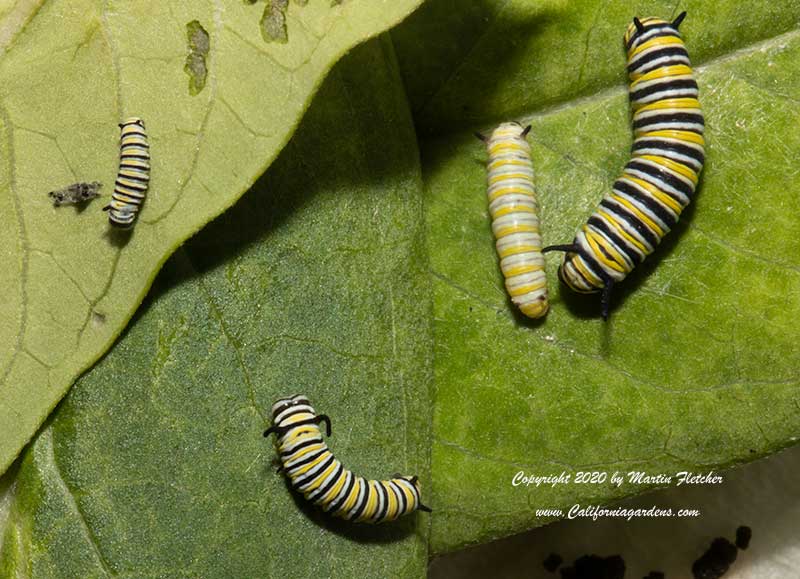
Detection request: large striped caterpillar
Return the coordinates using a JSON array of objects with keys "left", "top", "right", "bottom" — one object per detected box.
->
[
  {"left": 478, "top": 122, "right": 548, "bottom": 318},
  {"left": 263, "top": 395, "right": 431, "bottom": 523},
  {"left": 544, "top": 12, "right": 704, "bottom": 319},
  {"left": 104, "top": 117, "right": 150, "bottom": 228}
]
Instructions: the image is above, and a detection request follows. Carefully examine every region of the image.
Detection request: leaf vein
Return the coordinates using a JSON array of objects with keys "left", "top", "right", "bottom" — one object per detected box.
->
[
  {"left": 178, "top": 249, "right": 268, "bottom": 423},
  {"left": 0, "top": 102, "right": 29, "bottom": 391},
  {"left": 45, "top": 430, "right": 116, "bottom": 577},
  {"left": 690, "top": 224, "right": 800, "bottom": 273}
]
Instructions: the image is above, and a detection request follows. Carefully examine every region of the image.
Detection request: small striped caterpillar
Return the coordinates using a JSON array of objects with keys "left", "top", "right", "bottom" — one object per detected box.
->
[
  {"left": 543, "top": 12, "right": 704, "bottom": 319},
  {"left": 477, "top": 122, "right": 548, "bottom": 318},
  {"left": 104, "top": 117, "right": 150, "bottom": 228},
  {"left": 263, "top": 395, "right": 431, "bottom": 523}
]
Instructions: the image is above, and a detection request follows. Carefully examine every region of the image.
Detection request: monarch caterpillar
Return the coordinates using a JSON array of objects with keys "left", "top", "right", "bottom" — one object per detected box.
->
[
  {"left": 263, "top": 395, "right": 431, "bottom": 523},
  {"left": 543, "top": 12, "right": 704, "bottom": 319},
  {"left": 477, "top": 122, "right": 548, "bottom": 318},
  {"left": 104, "top": 117, "right": 150, "bottom": 228}
]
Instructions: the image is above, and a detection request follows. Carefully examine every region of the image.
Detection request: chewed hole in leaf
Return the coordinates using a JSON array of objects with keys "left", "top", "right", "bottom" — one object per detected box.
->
[
  {"left": 184, "top": 20, "right": 210, "bottom": 95},
  {"left": 261, "top": 0, "right": 290, "bottom": 43},
  {"left": 91, "top": 311, "right": 106, "bottom": 327},
  {"left": 253, "top": 0, "right": 339, "bottom": 43}
]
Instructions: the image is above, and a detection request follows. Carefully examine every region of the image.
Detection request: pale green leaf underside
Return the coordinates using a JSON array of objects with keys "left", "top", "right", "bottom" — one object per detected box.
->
[
  {"left": 0, "top": 0, "right": 423, "bottom": 474},
  {"left": 1, "top": 39, "right": 432, "bottom": 578},
  {"left": 393, "top": 0, "right": 800, "bottom": 554}
]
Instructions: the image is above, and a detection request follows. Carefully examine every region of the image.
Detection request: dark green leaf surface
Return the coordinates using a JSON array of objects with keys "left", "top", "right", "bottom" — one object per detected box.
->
[
  {"left": 394, "top": 0, "right": 800, "bottom": 135},
  {"left": 0, "top": 0, "right": 423, "bottom": 475},
  {"left": 0, "top": 39, "right": 432, "bottom": 578},
  {"left": 393, "top": 0, "right": 800, "bottom": 554}
]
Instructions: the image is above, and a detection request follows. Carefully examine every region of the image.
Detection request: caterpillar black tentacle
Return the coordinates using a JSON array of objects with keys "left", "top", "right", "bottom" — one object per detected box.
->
[
  {"left": 315, "top": 414, "right": 332, "bottom": 437},
  {"left": 672, "top": 11, "right": 687, "bottom": 29},
  {"left": 104, "top": 117, "right": 150, "bottom": 228},
  {"left": 264, "top": 395, "right": 430, "bottom": 523},
  {"left": 544, "top": 12, "right": 704, "bottom": 319}
]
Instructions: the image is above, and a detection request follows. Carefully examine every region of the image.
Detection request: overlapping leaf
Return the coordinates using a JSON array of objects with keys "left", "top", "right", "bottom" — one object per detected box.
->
[
  {"left": 1, "top": 38, "right": 432, "bottom": 578},
  {"left": 0, "top": 0, "right": 423, "bottom": 475}
]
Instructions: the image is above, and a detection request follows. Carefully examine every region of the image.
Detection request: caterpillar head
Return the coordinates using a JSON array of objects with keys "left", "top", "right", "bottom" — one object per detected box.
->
[
  {"left": 397, "top": 474, "right": 420, "bottom": 486},
  {"left": 119, "top": 117, "right": 146, "bottom": 129},
  {"left": 396, "top": 475, "right": 432, "bottom": 512},
  {"left": 624, "top": 11, "right": 687, "bottom": 50},
  {"left": 270, "top": 394, "right": 312, "bottom": 420},
  {"left": 490, "top": 121, "right": 531, "bottom": 141},
  {"left": 106, "top": 208, "right": 136, "bottom": 228}
]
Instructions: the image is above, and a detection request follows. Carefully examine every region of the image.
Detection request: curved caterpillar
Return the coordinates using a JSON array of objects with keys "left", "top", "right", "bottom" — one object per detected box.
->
[
  {"left": 263, "top": 395, "right": 431, "bottom": 523},
  {"left": 544, "top": 12, "right": 704, "bottom": 319},
  {"left": 104, "top": 117, "right": 150, "bottom": 228},
  {"left": 477, "top": 122, "right": 548, "bottom": 318}
]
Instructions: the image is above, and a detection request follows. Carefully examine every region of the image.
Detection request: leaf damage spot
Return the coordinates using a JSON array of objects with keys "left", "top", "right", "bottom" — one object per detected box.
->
[
  {"left": 260, "top": 0, "right": 289, "bottom": 43},
  {"left": 255, "top": 0, "right": 338, "bottom": 43},
  {"left": 184, "top": 20, "right": 210, "bottom": 96},
  {"left": 91, "top": 311, "right": 106, "bottom": 327}
]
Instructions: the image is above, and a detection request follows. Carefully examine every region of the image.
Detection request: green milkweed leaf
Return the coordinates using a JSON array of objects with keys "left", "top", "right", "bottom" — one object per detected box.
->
[
  {"left": 1, "top": 38, "right": 432, "bottom": 578},
  {"left": 391, "top": 0, "right": 800, "bottom": 554},
  {"left": 0, "top": 0, "right": 423, "bottom": 475}
]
